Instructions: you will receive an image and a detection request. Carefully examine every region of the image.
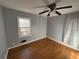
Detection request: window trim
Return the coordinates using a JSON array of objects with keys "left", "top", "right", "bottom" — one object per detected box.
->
[{"left": 17, "top": 17, "right": 31, "bottom": 38}]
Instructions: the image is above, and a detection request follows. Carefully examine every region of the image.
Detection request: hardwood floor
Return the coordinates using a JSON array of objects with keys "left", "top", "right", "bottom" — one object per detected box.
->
[{"left": 7, "top": 38, "right": 79, "bottom": 59}]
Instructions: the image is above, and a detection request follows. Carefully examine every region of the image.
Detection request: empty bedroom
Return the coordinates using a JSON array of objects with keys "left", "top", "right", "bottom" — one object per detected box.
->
[{"left": 0, "top": 0, "right": 79, "bottom": 59}]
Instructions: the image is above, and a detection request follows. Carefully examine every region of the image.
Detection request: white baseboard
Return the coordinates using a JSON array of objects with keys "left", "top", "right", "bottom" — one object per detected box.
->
[
  {"left": 47, "top": 36, "right": 79, "bottom": 51},
  {"left": 5, "top": 36, "right": 79, "bottom": 59},
  {"left": 5, "top": 49, "right": 9, "bottom": 59},
  {"left": 8, "top": 36, "right": 46, "bottom": 50},
  {"left": 5, "top": 36, "right": 46, "bottom": 59}
]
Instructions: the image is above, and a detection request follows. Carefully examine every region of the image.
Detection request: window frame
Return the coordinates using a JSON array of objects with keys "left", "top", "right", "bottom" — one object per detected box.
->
[{"left": 17, "top": 17, "right": 31, "bottom": 38}]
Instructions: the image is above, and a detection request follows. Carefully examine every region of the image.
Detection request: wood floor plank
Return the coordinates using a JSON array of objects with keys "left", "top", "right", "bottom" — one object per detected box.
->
[{"left": 7, "top": 38, "right": 79, "bottom": 59}]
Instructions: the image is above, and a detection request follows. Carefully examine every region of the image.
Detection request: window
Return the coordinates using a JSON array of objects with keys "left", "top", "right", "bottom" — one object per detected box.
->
[{"left": 17, "top": 17, "right": 31, "bottom": 38}]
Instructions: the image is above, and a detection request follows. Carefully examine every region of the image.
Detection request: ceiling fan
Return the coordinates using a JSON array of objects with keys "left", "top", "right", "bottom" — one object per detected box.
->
[{"left": 34, "top": 0, "right": 72, "bottom": 16}]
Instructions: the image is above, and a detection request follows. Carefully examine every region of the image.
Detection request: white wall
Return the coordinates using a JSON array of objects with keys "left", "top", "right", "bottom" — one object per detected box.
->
[
  {"left": 2, "top": 7, "right": 47, "bottom": 48},
  {"left": 0, "top": 6, "right": 7, "bottom": 59},
  {"left": 47, "top": 15, "right": 65, "bottom": 41}
]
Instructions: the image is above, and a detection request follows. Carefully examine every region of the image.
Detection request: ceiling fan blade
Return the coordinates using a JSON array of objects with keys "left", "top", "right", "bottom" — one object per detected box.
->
[
  {"left": 56, "top": 6, "right": 72, "bottom": 10},
  {"left": 47, "top": 12, "right": 50, "bottom": 16},
  {"left": 39, "top": 10, "right": 49, "bottom": 15},
  {"left": 47, "top": 11, "right": 52, "bottom": 16},
  {"left": 55, "top": 11, "right": 61, "bottom": 15}
]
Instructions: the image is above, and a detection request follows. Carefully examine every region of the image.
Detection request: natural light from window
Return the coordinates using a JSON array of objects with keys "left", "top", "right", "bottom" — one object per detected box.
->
[{"left": 17, "top": 17, "right": 31, "bottom": 38}]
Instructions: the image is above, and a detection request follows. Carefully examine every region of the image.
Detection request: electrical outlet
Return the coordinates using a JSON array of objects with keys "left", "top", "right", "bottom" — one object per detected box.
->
[{"left": 21, "top": 40, "right": 27, "bottom": 43}]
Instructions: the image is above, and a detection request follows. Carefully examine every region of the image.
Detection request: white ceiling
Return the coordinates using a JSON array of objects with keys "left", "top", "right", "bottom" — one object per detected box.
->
[{"left": 0, "top": 0, "right": 79, "bottom": 17}]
